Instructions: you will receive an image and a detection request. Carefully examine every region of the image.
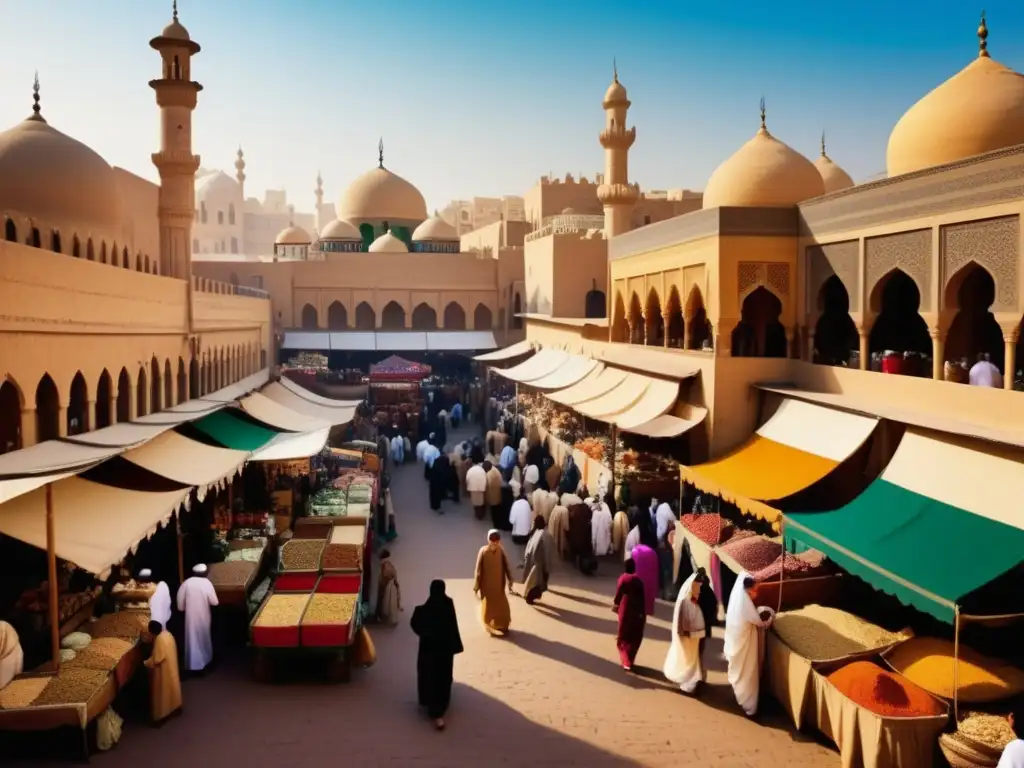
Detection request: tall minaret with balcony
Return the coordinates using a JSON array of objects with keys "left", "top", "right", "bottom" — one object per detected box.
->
[
  {"left": 235, "top": 147, "right": 246, "bottom": 197},
  {"left": 314, "top": 172, "right": 328, "bottom": 233},
  {"left": 150, "top": 1, "right": 203, "bottom": 280},
  {"left": 597, "top": 61, "right": 639, "bottom": 238}
]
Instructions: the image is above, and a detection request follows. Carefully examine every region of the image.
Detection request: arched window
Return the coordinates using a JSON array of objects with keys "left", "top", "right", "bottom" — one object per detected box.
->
[
  {"left": 150, "top": 358, "right": 161, "bottom": 414},
  {"left": 100, "top": 242, "right": 107, "bottom": 263},
  {"left": 50, "top": 230, "right": 61, "bottom": 254},
  {"left": 122, "top": 248, "right": 129, "bottom": 268},
  {"left": 67, "top": 372, "right": 88, "bottom": 435},
  {"left": 228, "top": 204, "right": 236, "bottom": 225},
  {"left": 731, "top": 287, "right": 786, "bottom": 358},
  {"left": 0, "top": 377, "right": 23, "bottom": 453},
  {"left": 136, "top": 254, "right": 143, "bottom": 271},
  {"left": 95, "top": 370, "right": 113, "bottom": 429},
  {"left": 382, "top": 301, "right": 407, "bottom": 330},
  {"left": 35, "top": 374, "right": 60, "bottom": 442},
  {"left": 30, "top": 227, "right": 40, "bottom": 248},
  {"left": 4, "top": 218, "right": 16, "bottom": 243},
  {"left": 87, "top": 239, "right": 95, "bottom": 260},
  {"left": 136, "top": 367, "right": 148, "bottom": 418},
  {"left": 443, "top": 302, "right": 465, "bottom": 330},
  {"left": 116, "top": 368, "right": 131, "bottom": 423},
  {"left": 145, "top": 255, "right": 151, "bottom": 273},
  {"left": 511, "top": 293, "right": 523, "bottom": 329},
  {"left": 584, "top": 287, "right": 606, "bottom": 319},
  {"left": 355, "top": 302, "right": 376, "bottom": 330},
  {"left": 301, "top": 304, "right": 318, "bottom": 329},
  {"left": 412, "top": 303, "right": 437, "bottom": 330},
  {"left": 164, "top": 359, "right": 173, "bottom": 407},
  {"left": 188, "top": 358, "right": 199, "bottom": 400},
  {"left": 327, "top": 301, "right": 347, "bottom": 330},
  {"left": 473, "top": 304, "right": 493, "bottom": 330},
  {"left": 813, "top": 276, "right": 857, "bottom": 365},
  {"left": 112, "top": 242, "right": 119, "bottom": 266},
  {"left": 72, "top": 235, "right": 80, "bottom": 258}
]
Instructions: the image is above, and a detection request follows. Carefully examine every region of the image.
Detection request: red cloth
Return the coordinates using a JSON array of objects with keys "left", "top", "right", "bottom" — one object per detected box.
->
[
  {"left": 614, "top": 572, "right": 647, "bottom": 667},
  {"left": 631, "top": 544, "right": 659, "bottom": 616}
]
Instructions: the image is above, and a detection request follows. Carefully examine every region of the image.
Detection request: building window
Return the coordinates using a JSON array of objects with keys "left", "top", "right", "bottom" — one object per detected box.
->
[
  {"left": 461, "top": 211, "right": 470, "bottom": 221},
  {"left": 200, "top": 203, "right": 207, "bottom": 224},
  {"left": 228, "top": 204, "right": 236, "bottom": 225},
  {"left": 644, "top": 214, "right": 652, "bottom": 225},
  {"left": 231, "top": 237, "right": 238, "bottom": 253},
  {"left": 252, "top": 275, "right": 263, "bottom": 289},
  {"left": 217, "top": 211, "right": 224, "bottom": 225},
  {"left": 192, "top": 238, "right": 199, "bottom": 252},
  {"left": 220, "top": 240, "right": 225, "bottom": 253}
]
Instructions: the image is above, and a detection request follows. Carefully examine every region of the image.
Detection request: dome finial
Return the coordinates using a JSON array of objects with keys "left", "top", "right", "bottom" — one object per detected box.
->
[
  {"left": 820, "top": 130, "right": 827, "bottom": 157},
  {"left": 759, "top": 97, "right": 767, "bottom": 132},
  {"left": 172, "top": 0, "right": 178, "bottom": 21},
  {"left": 316, "top": 170, "right": 322, "bottom": 188},
  {"left": 613, "top": 58, "right": 618, "bottom": 83},
  {"left": 978, "top": 10, "right": 989, "bottom": 58},
  {"left": 28, "top": 71, "right": 45, "bottom": 123},
  {"left": 378, "top": 137, "right": 384, "bottom": 169}
]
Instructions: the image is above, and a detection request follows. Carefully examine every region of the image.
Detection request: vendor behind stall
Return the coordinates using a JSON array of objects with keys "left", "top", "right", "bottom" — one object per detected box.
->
[{"left": 0, "top": 620, "right": 24, "bottom": 688}]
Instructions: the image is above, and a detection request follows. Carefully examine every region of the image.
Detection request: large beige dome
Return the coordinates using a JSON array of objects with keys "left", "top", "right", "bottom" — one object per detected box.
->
[
  {"left": 814, "top": 139, "right": 854, "bottom": 193},
  {"left": 275, "top": 224, "right": 311, "bottom": 245},
  {"left": 368, "top": 231, "right": 409, "bottom": 253},
  {"left": 412, "top": 215, "right": 458, "bottom": 242},
  {"left": 338, "top": 166, "right": 427, "bottom": 224},
  {"left": 886, "top": 45, "right": 1024, "bottom": 177},
  {"left": 319, "top": 218, "right": 361, "bottom": 241},
  {"left": 0, "top": 117, "right": 121, "bottom": 233},
  {"left": 703, "top": 121, "right": 824, "bottom": 209}
]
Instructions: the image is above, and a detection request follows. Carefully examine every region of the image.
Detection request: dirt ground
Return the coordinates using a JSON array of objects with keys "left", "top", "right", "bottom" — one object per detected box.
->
[{"left": 11, "top": 425, "right": 838, "bottom": 767}]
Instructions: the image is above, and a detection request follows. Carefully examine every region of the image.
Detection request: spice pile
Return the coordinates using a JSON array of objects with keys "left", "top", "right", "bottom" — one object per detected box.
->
[
  {"left": 321, "top": 526, "right": 364, "bottom": 571},
  {"left": 574, "top": 437, "right": 607, "bottom": 462},
  {"left": 225, "top": 546, "right": 263, "bottom": 564},
  {"left": 67, "top": 637, "right": 133, "bottom": 672},
  {"left": 255, "top": 593, "right": 312, "bottom": 627},
  {"left": 773, "top": 605, "right": 910, "bottom": 661},
  {"left": 0, "top": 677, "right": 49, "bottom": 710},
  {"left": 32, "top": 667, "right": 110, "bottom": 707},
  {"left": 681, "top": 513, "right": 732, "bottom": 546},
  {"left": 310, "top": 488, "right": 347, "bottom": 517},
  {"left": 301, "top": 594, "right": 358, "bottom": 626},
  {"left": 208, "top": 560, "right": 258, "bottom": 588},
  {"left": 827, "top": 661, "right": 945, "bottom": 717},
  {"left": 88, "top": 611, "right": 149, "bottom": 640},
  {"left": 751, "top": 550, "right": 832, "bottom": 582},
  {"left": 884, "top": 636, "right": 1024, "bottom": 702},
  {"left": 281, "top": 539, "right": 325, "bottom": 571},
  {"left": 719, "top": 535, "right": 782, "bottom": 572},
  {"left": 953, "top": 712, "right": 1016, "bottom": 750}
]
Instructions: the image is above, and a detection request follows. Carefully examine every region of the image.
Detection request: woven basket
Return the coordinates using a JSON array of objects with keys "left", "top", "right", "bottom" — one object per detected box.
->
[{"left": 938, "top": 733, "right": 1001, "bottom": 768}]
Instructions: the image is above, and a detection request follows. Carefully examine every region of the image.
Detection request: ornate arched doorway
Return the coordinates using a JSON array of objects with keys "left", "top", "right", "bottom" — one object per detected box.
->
[
  {"left": 443, "top": 302, "right": 465, "bottom": 330},
  {"left": 95, "top": 370, "right": 113, "bottom": 429},
  {"left": 381, "top": 301, "right": 406, "bottom": 330},
  {"left": 0, "top": 378, "right": 23, "bottom": 453},
  {"left": 814, "top": 276, "right": 858, "bottom": 365},
  {"left": 869, "top": 269, "right": 931, "bottom": 373},
  {"left": 67, "top": 371, "right": 89, "bottom": 435},
  {"left": 35, "top": 374, "right": 60, "bottom": 442},
  {"left": 732, "top": 287, "right": 786, "bottom": 357}
]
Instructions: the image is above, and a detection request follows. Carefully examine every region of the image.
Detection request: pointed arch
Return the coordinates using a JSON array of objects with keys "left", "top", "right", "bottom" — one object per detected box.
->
[
  {"left": 145, "top": 255, "right": 151, "bottom": 273},
  {"left": 3, "top": 217, "right": 15, "bottom": 243},
  {"left": 665, "top": 285, "right": 683, "bottom": 348},
  {"left": 111, "top": 241, "right": 118, "bottom": 267},
  {"left": 95, "top": 369, "right": 113, "bottom": 429},
  {"left": 301, "top": 304, "right": 318, "bottom": 329},
  {"left": 136, "top": 366, "right": 148, "bottom": 417},
  {"left": 868, "top": 268, "right": 931, "bottom": 360},
  {"left": 355, "top": 302, "right": 376, "bottom": 330},
  {"left": 813, "top": 275, "right": 857, "bottom": 365},
  {"left": 943, "top": 262, "right": 1003, "bottom": 369},
  {"left": 116, "top": 368, "right": 131, "bottom": 423},
  {"left": 644, "top": 287, "right": 663, "bottom": 346},
  {"left": 150, "top": 357, "right": 161, "bottom": 413},
  {"left": 732, "top": 286, "right": 786, "bottom": 358},
  {"left": 0, "top": 376, "right": 23, "bottom": 453},
  {"left": 410, "top": 303, "right": 436, "bottom": 330},
  {"left": 442, "top": 302, "right": 466, "bottom": 330},
  {"left": 29, "top": 226, "right": 40, "bottom": 248},
  {"left": 100, "top": 241, "right": 107, "bottom": 264},
  {"left": 122, "top": 247, "right": 129, "bottom": 269},
  {"left": 327, "top": 301, "right": 347, "bottom": 330},
  {"left": 684, "top": 285, "right": 710, "bottom": 350},
  {"left": 382, "top": 301, "right": 407, "bottom": 330},
  {"left": 136, "top": 253, "right": 143, "bottom": 272},
  {"left": 473, "top": 303, "right": 493, "bottom": 330},
  {"left": 164, "top": 359, "right": 173, "bottom": 407},
  {"left": 87, "top": 238, "right": 95, "bottom": 261},
  {"left": 189, "top": 356, "right": 199, "bottom": 399},
  {"left": 50, "top": 230, "right": 61, "bottom": 254},
  {"left": 35, "top": 374, "right": 60, "bottom": 442},
  {"left": 628, "top": 292, "right": 643, "bottom": 344},
  {"left": 67, "top": 371, "right": 88, "bottom": 435},
  {"left": 72, "top": 235, "right": 80, "bottom": 258},
  {"left": 511, "top": 292, "right": 523, "bottom": 329},
  {"left": 611, "top": 291, "right": 628, "bottom": 343},
  {"left": 584, "top": 285, "right": 606, "bottom": 319}
]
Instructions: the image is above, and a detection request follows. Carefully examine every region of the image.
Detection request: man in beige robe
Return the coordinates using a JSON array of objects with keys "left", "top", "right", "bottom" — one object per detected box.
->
[
  {"left": 143, "top": 620, "right": 182, "bottom": 724},
  {"left": 473, "top": 530, "right": 514, "bottom": 636}
]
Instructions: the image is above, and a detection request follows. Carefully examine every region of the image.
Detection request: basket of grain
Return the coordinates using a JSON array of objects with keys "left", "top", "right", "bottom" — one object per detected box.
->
[
  {"left": 331, "top": 513, "right": 370, "bottom": 528},
  {"left": 292, "top": 520, "right": 334, "bottom": 538},
  {"left": 280, "top": 539, "right": 326, "bottom": 573},
  {"left": 938, "top": 712, "right": 1014, "bottom": 768},
  {"left": 250, "top": 592, "right": 313, "bottom": 648},
  {"left": 771, "top": 605, "right": 912, "bottom": 665},
  {"left": 300, "top": 593, "right": 360, "bottom": 647},
  {"left": 882, "top": 637, "right": 1024, "bottom": 703},
  {"left": 321, "top": 526, "right": 365, "bottom": 573}
]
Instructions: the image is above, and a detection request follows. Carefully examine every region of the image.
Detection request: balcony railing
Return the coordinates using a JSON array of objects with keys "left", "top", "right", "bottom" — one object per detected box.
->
[{"left": 525, "top": 214, "right": 606, "bottom": 242}]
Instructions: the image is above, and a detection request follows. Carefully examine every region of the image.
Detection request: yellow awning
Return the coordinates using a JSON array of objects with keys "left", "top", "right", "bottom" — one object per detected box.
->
[
  {"left": 680, "top": 398, "right": 879, "bottom": 525},
  {"left": 573, "top": 373, "right": 650, "bottom": 418},
  {"left": 523, "top": 355, "right": 601, "bottom": 390},
  {"left": 497, "top": 348, "right": 571, "bottom": 383},
  {"left": 547, "top": 366, "right": 628, "bottom": 406}
]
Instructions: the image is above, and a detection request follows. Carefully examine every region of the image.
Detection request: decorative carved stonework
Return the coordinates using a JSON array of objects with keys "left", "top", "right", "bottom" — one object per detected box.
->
[
  {"left": 940, "top": 215, "right": 1019, "bottom": 312},
  {"left": 737, "top": 262, "right": 791, "bottom": 302},
  {"left": 865, "top": 229, "right": 932, "bottom": 312},
  {"left": 807, "top": 240, "right": 859, "bottom": 312}
]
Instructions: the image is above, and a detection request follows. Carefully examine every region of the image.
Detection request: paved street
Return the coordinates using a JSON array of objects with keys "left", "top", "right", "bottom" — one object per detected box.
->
[{"left": 20, "top": 425, "right": 837, "bottom": 767}]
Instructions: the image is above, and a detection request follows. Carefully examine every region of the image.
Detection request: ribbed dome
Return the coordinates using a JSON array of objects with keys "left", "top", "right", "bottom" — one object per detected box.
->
[
  {"left": 703, "top": 123, "right": 824, "bottom": 209},
  {"left": 412, "top": 215, "right": 458, "bottom": 242},
  {"left": 338, "top": 166, "right": 427, "bottom": 223},
  {"left": 319, "top": 218, "right": 361, "bottom": 241},
  {"left": 0, "top": 118, "right": 121, "bottom": 233},
  {"left": 368, "top": 231, "right": 409, "bottom": 253},
  {"left": 886, "top": 52, "right": 1024, "bottom": 177},
  {"left": 814, "top": 149, "right": 854, "bottom": 193},
  {"left": 275, "top": 224, "right": 311, "bottom": 245}
]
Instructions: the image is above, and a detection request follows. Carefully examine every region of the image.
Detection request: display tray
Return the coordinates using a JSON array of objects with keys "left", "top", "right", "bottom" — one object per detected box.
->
[
  {"left": 250, "top": 591, "right": 314, "bottom": 648},
  {"left": 317, "top": 573, "right": 362, "bottom": 594},
  {"left": 208, "top": 560, "right": 260, "bottom": 606},
  {"left": 292, "top": 518, "right": 335, "bottom": 535},
  {"left": 0, "top": 672, "right": 116, "bottom": 732},
  {"left": 274, "top": 571, "right": 319, "bottom": 592},
  {"left": 300, "top": 594, "right": 360, "bottom": 648}
]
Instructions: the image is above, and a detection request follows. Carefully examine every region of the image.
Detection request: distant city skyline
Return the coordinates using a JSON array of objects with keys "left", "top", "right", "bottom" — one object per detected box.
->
[{"left": 1, "top": 1, "right": 1022, "bottom": 213}]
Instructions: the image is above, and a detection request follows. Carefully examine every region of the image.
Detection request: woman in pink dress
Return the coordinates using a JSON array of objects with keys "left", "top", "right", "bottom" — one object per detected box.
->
[{"left": 629, "top": 510, "right": 659, "bottom": 616}]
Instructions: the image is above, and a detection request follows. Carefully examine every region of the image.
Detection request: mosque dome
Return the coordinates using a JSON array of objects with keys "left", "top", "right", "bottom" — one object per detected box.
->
[
  {"left": 886, "top": 20, "right": 1024, "bottom": 177},
  {"left": 338, "top": 166, "right": 428, "bottom": 224},
  {"left": 703, "top": 110, "right": 824, "bottom": 208},
  {"left": 274, "top": 224, "right": 311, "bottom": 245},
  {"left": 161, "top": 18, "right": 191, "bottom": 40},
  {"left": 319, "top": 218, "right": 361, "bottom": 241},
  {"left": 412, "top": 215, "right": 458, "bottom": 242},
  {"left": 368, "top": 231, "right": 409, "bottom": 253},
  {"left": 0, "top": 115, "right": 121, "bottom": 234},
  {"left": 814, "top": 137, "right": 854, "bottom": 193},
  {"left": 604, "top": 80, "right": 628, "bottom": 106}
]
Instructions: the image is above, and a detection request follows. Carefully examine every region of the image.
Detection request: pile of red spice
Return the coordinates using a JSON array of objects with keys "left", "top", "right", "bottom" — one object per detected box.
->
[
  {"left": 681, "top": 513, "right": 731, "bottom": 546},
  {"left": 827, "top": 661, "right": 944, "bottom": 718}
]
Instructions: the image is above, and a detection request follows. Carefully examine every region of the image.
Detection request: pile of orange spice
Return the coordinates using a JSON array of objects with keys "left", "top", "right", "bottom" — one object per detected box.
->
[{"left": 827, "top": 661, "right": 945, "bottom": 718}]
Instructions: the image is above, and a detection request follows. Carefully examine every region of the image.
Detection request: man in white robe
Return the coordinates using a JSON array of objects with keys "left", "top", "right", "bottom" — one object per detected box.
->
[
  {"left": 663, "top": 570, "right": 707, "bottom": 694},
  {"left": 724, "top": 572, "right": 771, "bottom": 717},
  {"left": 589, "top": 497, "right": 613, "bottom": 557},
  {"left": 176, "top": 564, "right": 219, "bottom": 673},
  {"left": 654, "top": 501, "right": 678, "bottom": 542},
  {"left": 141, "top": 569, "right": 172, "bottom": 630},
  {"left": 998, "top": 708, "right": 1024, "bottom": 767}
]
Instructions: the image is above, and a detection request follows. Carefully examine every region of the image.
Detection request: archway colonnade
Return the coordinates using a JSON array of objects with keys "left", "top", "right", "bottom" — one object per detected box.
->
[
  {"left": 0, "top": 341, "right": 265, "bottom": 455},
  {"left": 3, "top": 216, "right": 159, "bottom": 275},
  {"left": 298, "top": 299, "right": 496, "bottom": 332},
  {"left": 611, "top": 283, "right": 713, "bottom": 352}
]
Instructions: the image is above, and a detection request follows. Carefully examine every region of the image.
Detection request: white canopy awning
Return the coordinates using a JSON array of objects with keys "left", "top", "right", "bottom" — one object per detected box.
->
[
  {"left": 474, "top": 340, "right": 534, "bottom": 362},
  {"left": 260, "top": 382, "right": 357, "bottom": 426},
  {"left": 278, "top": 376, "right": 363, "bottom": 409},
  {"left": 238, "top": 392, "right": 330, "bottom": 433},
  {"left": 328, "top": 332, "right": 376, "bottom": 351},
  {"left": 281, "top": 331, "right": 331, "bottom": 351},
  {"left": 608, "top": 377, "right": 680, "bottom": 429},
  {"left": 251, "top": 428, "right": 330, "bottom": 461},
  {"left": 591, "top": 347, "right": 700, "bottom": 381},
  {"left": 0, "top": 472, "right": 77, "bottom": 506},
  {"left": 200, "top": 368, "right": 271, "bottom": 403},
  {"left": 496, "top": 348, "right": 571, "bottom": 383},
  {"left": 63, "top": 421, "right": 182, "bottom": 449},
  {"left": 547, "top": 366, "right": 629, "bottom": 406},
  {"left": 122, "top": 431, "right": 248, "bottom": 498},
  {"left": 376, "top": 332, "right": 428, "bottom": 351},
  {"left": 573, "top": 373, "right": 651, "bottom": 418},
  {"left": 0, "top": 440, "right": 127, "bottom": 479},
  {"left": 426, "top": 331, "right": 497, "bottom": 351},
  {"left": 0, "top": 477, "right": 191, "bottom": 577},
  {"left": 622, "top": 405, "right": 708, "bottom": 438},
  {"left": 523, "top": 356, "right": 601, "bottom": 390}
]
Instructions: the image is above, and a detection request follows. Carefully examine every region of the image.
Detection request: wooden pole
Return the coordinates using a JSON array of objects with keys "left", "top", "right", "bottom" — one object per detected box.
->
[
  {"left": 953, "top": 605, "right": 961, "bottom": 723},
  {"left": 176, "top": 510, "right": 185, "bottom": 584},
  {"left": 45, "top": 483, "right": 60, "bottom": 672}
]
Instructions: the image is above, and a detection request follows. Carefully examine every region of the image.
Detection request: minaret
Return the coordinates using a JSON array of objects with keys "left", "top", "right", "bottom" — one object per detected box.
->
[
  {"left": 597, "top": 60, "right": 638, "bottom": 238},
  {"left": 314, "top": 171, "right": 327, "bottom": 233},
  {"left": 149, "top": 1, "right": 202, "bottom": 281},
  {"left": 235, "top": 146, "right": 246, "bottom": 197}
]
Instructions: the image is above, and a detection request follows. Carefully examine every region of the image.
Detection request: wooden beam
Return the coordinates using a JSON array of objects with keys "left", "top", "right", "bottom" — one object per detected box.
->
[
  {"left": 45, "top": 483, "right": 59, "bottom": 672},
  {"left": 176, "top": 512, "right": 185, "bottom": 584}
]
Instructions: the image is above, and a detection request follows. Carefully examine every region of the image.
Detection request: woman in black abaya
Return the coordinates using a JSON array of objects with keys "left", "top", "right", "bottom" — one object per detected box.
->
[
  {"left": 410, "top": 580, "right": 464, "bottom": 730},
  {"left": 429, "top": 452, "right": 451, "bottom": 512}
]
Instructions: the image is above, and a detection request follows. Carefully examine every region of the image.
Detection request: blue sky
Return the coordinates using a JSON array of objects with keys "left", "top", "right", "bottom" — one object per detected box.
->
[{"left": 1, "top": 1, "right": 1021, "bottom": 213}]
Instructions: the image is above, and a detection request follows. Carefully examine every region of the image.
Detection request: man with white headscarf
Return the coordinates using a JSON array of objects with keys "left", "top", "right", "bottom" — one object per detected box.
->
[
  {"left": 140, "top": 568, "right": 171, "bottom": 630},
  {"left": 422, "top": 438, "right": 441, "bottom": 481},
  {"left": 176, "top": 564, "right": 219, "bottom": 673},
  {"left": 663, "top": 568, "right": 707, "bottom": 694},
  {"left": 724, "top": 572, "right": 771, "bottom": 717}
]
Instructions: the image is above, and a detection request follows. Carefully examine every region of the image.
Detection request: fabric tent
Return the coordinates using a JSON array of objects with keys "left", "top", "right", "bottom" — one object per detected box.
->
[
  {"left": 199, "top": 368, "right": 271, "bottom": 403},
  {"left": 369, "top": 355, "right": 431, "bottom": 382},
  {"left": 523, "top": 356, "right": 601, "bottom": 390},
  {"left": 548, "top": 366, "right": 629, "bottom": 406},
  {"left": 278, "top": 376, "right": 362, "bottom": 408},
  {"left": 573, "top": 373, "right": 650, "bottom": 419},
  {"left": 251, "top": 428, "right": 330, "bottom": 461},
  {"left": 0, "top": 477, "right": 191, "bottom": 578},
  {"left": 679, "top": 398, "right": 879, "bottom": 524},
  {"left": 260, "top": 382, "right": 357, "bottom": 426},
  {"left": 238, "top": 392, "right": 330, "bottom": 433},
  {"left": 187, "top": 410, "right": 280, "bottom": 451},
  {"left": 624, "top": 405, "right": 708, "bottom": 439},
  {"left": 473, "top": 340, "right": 534, "bottom": 362},
  {"left": 496, "top": 348, "right": 570, "bottom": 383},
  {"left": 122, "top": 431, "right": 249, "bottom": 499},
  {"left": 603, "top": 377, "right": 680, "bottom": 428}
]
